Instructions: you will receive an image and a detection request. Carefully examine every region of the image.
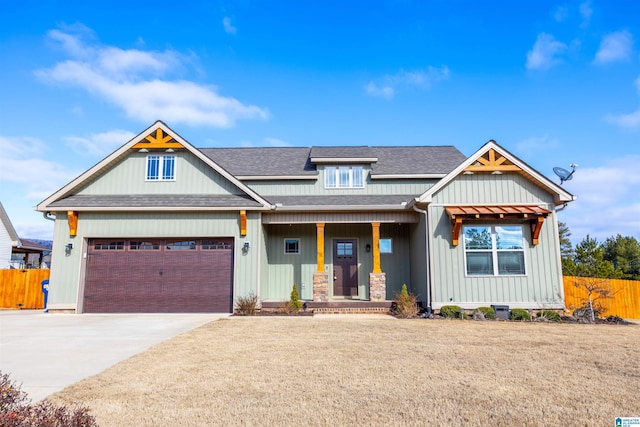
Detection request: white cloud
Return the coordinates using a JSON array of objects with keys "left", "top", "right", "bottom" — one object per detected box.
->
[
  {"left": 559, "top": 155, "right": 640, "bottom": 243},
  {"left": 594, "top": 30, "right": 633, "bottom": 64},
  {"left": 553, "top": 5, "right": 569, "bottom": 22},
  {"left": 0, "top": 136, "right": 81, "bottom": 200},
  {"left": 365, "top": 66, "right": 450, "bottom": 99},
  {"left": 222, "top": 17, "right": 237, "bottom": 35},
  {"left": 37, "top": 26, "right": 267, "bottom": 127},
  {"left": 606, "top": 109, "right": 640, "bottom": 128},
  {"left": 526, "top": 33, "right": 567, "bottom": 70},
  {"left": 63, "top": 129, "right": 136, "bottom": 156},
  {"left": 579, "top": 1, "right": 592, "bottom": 28}
]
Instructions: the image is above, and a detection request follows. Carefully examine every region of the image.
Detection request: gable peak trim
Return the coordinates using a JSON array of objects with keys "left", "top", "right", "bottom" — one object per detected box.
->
[{"left": 132, "top": 127, "right": 184, "bottom": 150}]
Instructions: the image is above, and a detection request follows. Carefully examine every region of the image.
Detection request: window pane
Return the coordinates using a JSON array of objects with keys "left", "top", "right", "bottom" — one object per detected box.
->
[
  {"left": 464, "top": 227, "right": 493, "bottom": 250},
  {"left": 496, "top": 226, "right": 523, "bottom": 249},
  {"left": 166, "top": 240, "right": 196, "bottom": 250},
  {"left": 284, "top": 239, "right": 299, "bottom": 254},
  {"left": 338, "top": 167, "right": 350, "bottom": 187},
  {"left": 325, "top": 167, "right": 336, "bottom": 188},
  {"left": 466, "top": 252, "right": 494, "bottom": 275},
  {"left": 498, "top": 252, "right": 525, "bottom": 275},
  {"left": 147, "top": 156, "right": 160, "bottom": 180},
  {"left": 162, "top": 156, "right": 175, "bottom": 180},
  {"left": 379, "top": 238, "right": 392, "bottom": 253},
  {"left": 352, "top": 166, "right": 363, "bottom": 187}
]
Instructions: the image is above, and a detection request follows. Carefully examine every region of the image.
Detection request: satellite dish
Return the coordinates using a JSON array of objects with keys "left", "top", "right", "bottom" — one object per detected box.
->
[{"left": 553, "top": 163, "right": 578, "bottom": 185}]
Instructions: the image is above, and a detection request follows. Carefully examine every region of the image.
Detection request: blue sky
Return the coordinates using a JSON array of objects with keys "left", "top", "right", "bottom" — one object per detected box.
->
[{"left": 1, "top": 0, "right": 639, "bottom": 244}]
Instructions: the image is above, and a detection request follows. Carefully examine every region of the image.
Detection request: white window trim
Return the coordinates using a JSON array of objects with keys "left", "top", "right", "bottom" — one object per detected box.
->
[
  {"left": 462, "top": 224, "right": 527, "bottom": 277},
  {"left": 146, "top": 154, "right": 176, "bottom": 181},
  {"left": 284, "top": 238, "right": 300, "bottom": 255},
  {"left": 324, "top": 166, "right": 364, "bottom": 189}
]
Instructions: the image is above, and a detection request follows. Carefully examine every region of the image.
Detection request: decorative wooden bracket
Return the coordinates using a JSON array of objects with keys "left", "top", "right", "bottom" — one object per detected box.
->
[
  {"left": 464, "top": 148, "right": 521, "bottom": 173},
  {"left": 132, "top": 128, "right": 184, "bottom": 150},
  {"left": 530, "top": 216, "right": 545, "bottom": 245},
  {"left": 451, "top": 217, "right": 463, "bottom": 246},
  {"left": 68, "top": 211, "right": 78, "bottom": 237},
  {"left": 240, "top": 210, "right": 247, "bottom": 236}
]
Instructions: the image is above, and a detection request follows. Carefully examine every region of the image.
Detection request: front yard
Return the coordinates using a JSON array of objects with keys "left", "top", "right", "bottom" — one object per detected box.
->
[{"left": 49, "top": 316, "right": 639, "bottom": 426}]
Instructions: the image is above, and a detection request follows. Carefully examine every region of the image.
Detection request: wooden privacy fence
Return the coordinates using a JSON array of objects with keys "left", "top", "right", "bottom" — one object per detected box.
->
[
  {"left": 563, "top": 276, "right": 640, "bottom": 319},
  {"left": 0, "top": 269, "right": 49, "bottom": 309}
]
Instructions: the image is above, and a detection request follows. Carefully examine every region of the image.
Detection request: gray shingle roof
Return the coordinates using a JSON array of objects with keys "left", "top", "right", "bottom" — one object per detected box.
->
[
  {"left": 199, "top": 147, "right": 317, "bottom": 177},
  {"left": 200, "top": 145, "right": 465, "bottom": 177},
  {"left": 47, "top": 194, "right": 264, "bottom": 209},
  {"left": 370, "top": 146, "right": 466, "bottom": 176}
]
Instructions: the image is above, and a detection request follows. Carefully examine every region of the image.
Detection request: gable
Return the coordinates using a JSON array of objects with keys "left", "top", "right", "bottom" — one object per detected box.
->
[
  {"left": 37, "top": 121, "right": 271, "bottom": 211},
  {"left": 415, "top": 140, "right": 575, "bottom": 206}
]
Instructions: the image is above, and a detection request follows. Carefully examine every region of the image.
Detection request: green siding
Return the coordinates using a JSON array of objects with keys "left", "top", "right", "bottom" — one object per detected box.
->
[
  {"left": 379, "top": 223, "right": 412, "bottom": 299},
  {"left": 428, "top": 173, "right": 563, "bottom": 309},
  {"left": 409, "top": 220, "right": 428, "bottom": 302},
  {"left": 46, "top": 211, "right": 260, "bottom": 310},
  {"left": 78, "top": 151, "right": 243, "bottom": 195}
]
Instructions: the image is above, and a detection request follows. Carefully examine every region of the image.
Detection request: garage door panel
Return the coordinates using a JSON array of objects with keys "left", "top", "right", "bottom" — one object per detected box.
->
[{"left": 84, "top": 238, "right": 234, "bottom": 313}]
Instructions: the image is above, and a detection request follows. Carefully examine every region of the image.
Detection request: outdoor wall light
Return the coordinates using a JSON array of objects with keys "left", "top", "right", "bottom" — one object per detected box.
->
[
  {"left": 366, "top": 244, "right": 371, "bottom": 252},
  {"left": 242, "top": 241, "right": 250, "bottom": 254},
  {"left": 65, "top": 242, "right": 73, "bottom": 255}
]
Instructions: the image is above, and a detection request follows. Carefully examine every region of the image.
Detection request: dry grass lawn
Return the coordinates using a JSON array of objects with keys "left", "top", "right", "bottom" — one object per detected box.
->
[{"left": 48, "top": 316, "right": 639, "bottom": 426}]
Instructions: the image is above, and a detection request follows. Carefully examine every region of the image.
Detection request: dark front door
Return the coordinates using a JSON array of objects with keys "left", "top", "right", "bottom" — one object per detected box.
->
[{"left": 333, "top": 239, "right": 358, "bottom": 297}]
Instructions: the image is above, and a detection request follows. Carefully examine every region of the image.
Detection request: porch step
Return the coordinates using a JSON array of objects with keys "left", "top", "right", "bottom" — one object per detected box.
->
[{"left": 261, "top": 300, "right": 393, "bottom": 315}]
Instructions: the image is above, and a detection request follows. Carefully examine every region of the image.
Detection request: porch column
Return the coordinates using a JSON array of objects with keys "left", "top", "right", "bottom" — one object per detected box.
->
[
  {"left": 369, "top": 222, "right": 386, "bottom": 301},
  {"left": 313, "top": 222, "right": 329, "bottom": 301}
]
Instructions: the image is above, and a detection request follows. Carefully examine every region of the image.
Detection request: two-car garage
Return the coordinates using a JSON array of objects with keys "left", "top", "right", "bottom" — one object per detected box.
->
[{"left": 83, "top": 238, "right": 234, "bottom": 313}]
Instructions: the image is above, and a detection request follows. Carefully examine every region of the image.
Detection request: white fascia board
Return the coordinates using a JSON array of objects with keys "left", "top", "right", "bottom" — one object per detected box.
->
[
  {"left": 310, "top": 157, "right": 378, "bottom": 163},
  {"left": 370, "top": 173, "right": 445, "bottom": 179},
  {"left": 36, "top": 121, "right": 274, "bottom": 211},
  {"left": 45, "top": 206, "right": 270, "bottom": 212},
  {"left": 273, "top": 204, "right": 408, "bottom": 211},
  {"left": 237, "top": 175, "right": 318, "bottom": 181}
]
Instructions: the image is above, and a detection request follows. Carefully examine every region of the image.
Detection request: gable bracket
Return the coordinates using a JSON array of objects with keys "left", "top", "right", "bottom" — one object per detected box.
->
[{"left": 464, "top": 148, "right": 520, "bottom": 173}]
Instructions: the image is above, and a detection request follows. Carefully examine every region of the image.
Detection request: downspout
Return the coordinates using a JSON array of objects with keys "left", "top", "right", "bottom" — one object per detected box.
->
[{"left": 413, "top": 204, "right": 432, "bottom": 316}]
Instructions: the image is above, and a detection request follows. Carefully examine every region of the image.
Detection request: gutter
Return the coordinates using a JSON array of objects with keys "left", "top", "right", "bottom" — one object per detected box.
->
[
  {"left": 43, "top": 212, "right": 56, "bottom": 221},
  {"left": 413, "top": 204, "right": 433, "bottom": 316}
]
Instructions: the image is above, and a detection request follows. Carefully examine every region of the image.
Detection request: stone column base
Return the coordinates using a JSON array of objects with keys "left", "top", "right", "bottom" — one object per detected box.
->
[
  {"left": 313, "top": 272, "right": 329, "bottom": 302},
  {"left": 369, "top": 272, "right": 386, "bottom": 302}
]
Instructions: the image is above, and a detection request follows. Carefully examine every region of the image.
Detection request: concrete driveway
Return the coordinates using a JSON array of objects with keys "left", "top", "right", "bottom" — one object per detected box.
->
[{"left": 0, "top": 310, "right": 228, "bottom": 402}]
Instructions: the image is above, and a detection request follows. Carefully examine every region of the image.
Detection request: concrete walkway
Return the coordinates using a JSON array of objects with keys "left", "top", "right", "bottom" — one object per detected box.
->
[{"left": 0, "top": 310, "right": 228, "bottom": 402}]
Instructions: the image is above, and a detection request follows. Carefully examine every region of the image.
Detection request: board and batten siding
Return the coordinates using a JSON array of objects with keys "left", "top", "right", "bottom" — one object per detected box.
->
[
  {"left": 46, "top": 211, "right": 259, "bottom": 311},
  {"left": 77, "top": 151, "right": 243, "bottom": 196},
  {"left": 428, "top": 172, "right": 564, "bottom": 309}
]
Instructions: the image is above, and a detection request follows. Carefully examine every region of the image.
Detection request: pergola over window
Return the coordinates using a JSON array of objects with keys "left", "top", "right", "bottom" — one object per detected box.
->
[{"left": 445, "top": 205, "right": 551, "bottom": 246}]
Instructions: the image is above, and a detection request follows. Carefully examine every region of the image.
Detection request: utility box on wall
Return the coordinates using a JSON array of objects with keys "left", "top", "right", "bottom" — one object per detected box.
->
[{"left": 492, "top": 305, "right": 510, "bottom": 320}]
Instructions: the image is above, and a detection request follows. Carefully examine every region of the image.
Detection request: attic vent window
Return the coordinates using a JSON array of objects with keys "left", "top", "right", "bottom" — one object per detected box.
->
[{"left": 146, "top": 155, "right": 175, "bottom": 181}]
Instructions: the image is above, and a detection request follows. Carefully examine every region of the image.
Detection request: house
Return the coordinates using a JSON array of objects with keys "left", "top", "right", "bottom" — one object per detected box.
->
[
  {"left": 36, "top": 121, "right": 575, "bottom": 313},
  {"left": 0, "top": 202, "right": 49, "bottom": 269}
]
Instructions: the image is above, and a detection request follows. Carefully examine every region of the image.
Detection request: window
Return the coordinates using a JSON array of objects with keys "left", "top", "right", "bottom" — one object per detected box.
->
[
  {"left": 202, "top": 240, "right": 232, "bottom": 250},
  {"left": 166, "top": 240, "right": 196, "bottom": 250},
  {"left": 130, "top": 241, "right": 160, "bottom": 250},
  {"left": 284, "top": 239, "right": 300, "bottom": 254},
  {"left": 146, "top": 155, "right": 175, "bottom": 181},
  {"left": 325, "top": 166, "right": 364, "bottom": 188},
  {"left": 463, "top": 225, "right": 525, "bottom": 276},
  {"left": 93, "top": 241, "right": 124, "bottom": 251},
  {"left": 379, "top": 238, "right": 393, "bottom": 254}
]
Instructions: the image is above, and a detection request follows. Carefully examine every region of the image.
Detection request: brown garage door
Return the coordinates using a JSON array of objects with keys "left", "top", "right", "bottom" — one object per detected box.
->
[{"left": 83, "top": 238, "right": 234, "bottom": 313}]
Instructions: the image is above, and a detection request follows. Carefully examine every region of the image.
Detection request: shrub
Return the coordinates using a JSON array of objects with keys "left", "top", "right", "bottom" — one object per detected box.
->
[
  {"left": 440, "top": 305, "right": 462, "bottom": 319},
  {"left": 509, "top": 308, "right": 531, "bottom": 321},
  {"left": 235, "top": 293, "right": 259, "bottom": 316},
  {"left": 475, "top": 306, "right": 496, "bottom": 320},
  {"left": 0, "top": 371, "right": 97, "bottom": 427},
  {"left": 393, "top": 284, "right": 419, "bottom": 318},
  {"left": 536, "top": 310, "right": 561, "bottom": 322},
  {"left": 287, "top": 283, "right": 302, "bottom": 312}
]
